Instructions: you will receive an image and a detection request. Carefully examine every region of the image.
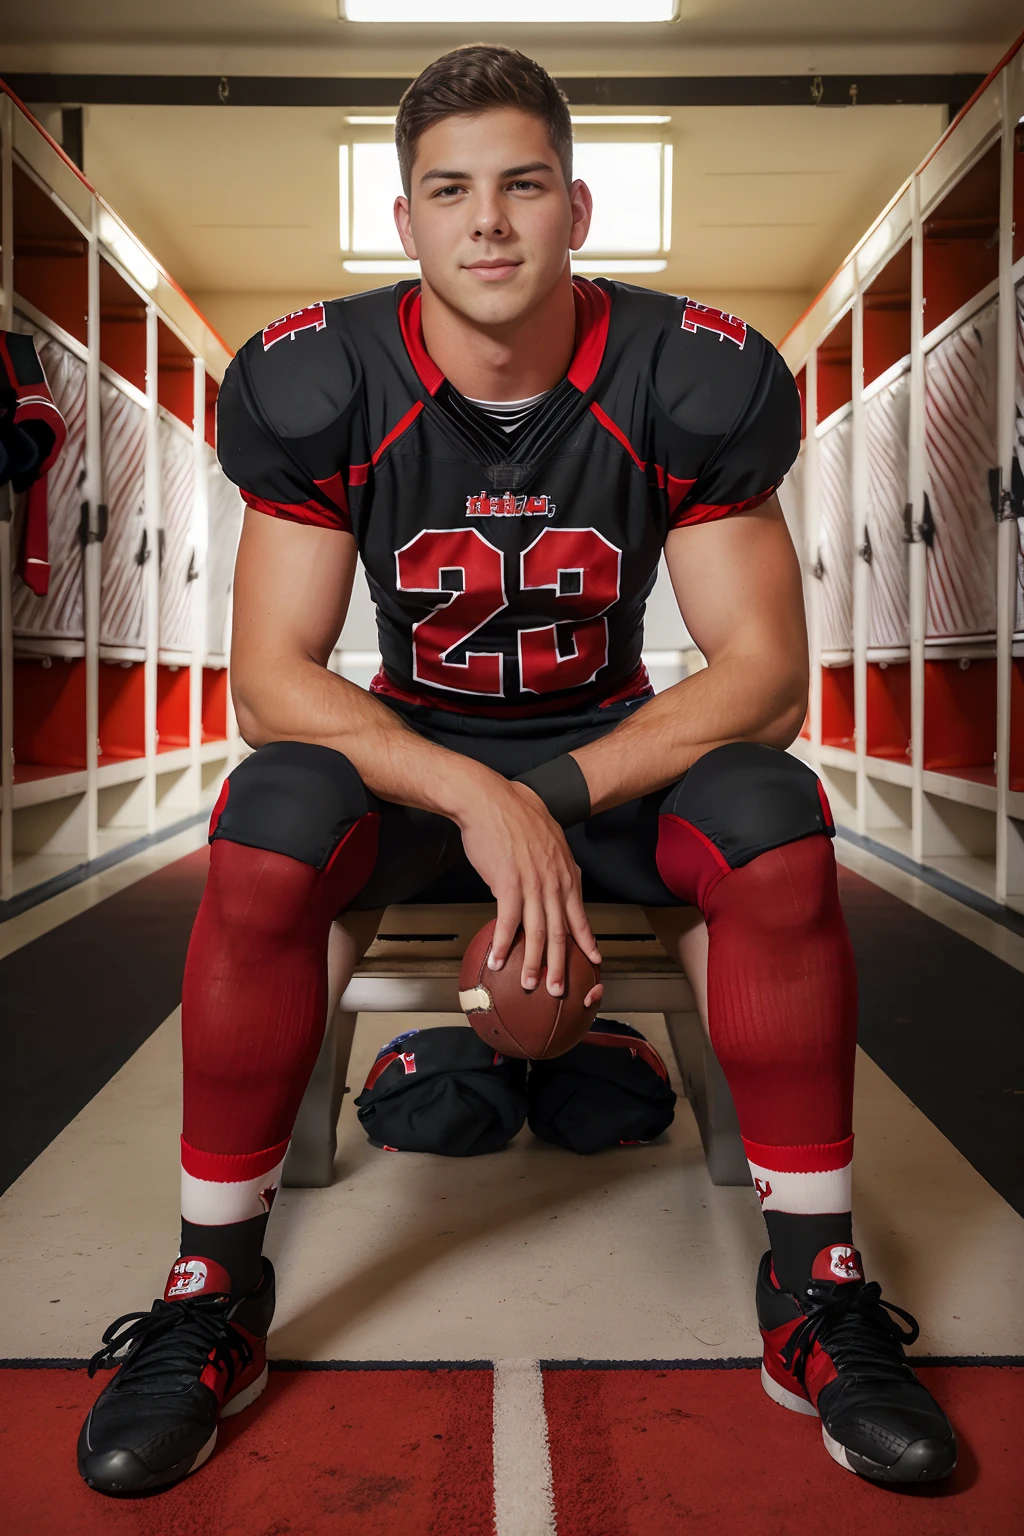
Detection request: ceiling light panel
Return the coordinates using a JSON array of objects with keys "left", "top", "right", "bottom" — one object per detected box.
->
[{"left": 341, "top": 3, "right": 677, "bottom": 21}]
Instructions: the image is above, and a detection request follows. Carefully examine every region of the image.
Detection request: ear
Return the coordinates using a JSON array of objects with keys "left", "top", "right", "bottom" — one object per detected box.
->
[
  {"left": 394, "top": 195, "right": 417, "bottom": 260},
  {"left": 568, "top": 178, "right": 593, "bottom": 254}
]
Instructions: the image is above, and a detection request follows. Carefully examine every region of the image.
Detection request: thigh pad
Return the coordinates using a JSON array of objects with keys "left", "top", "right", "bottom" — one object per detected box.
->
[
  {"left": 211, "top": 741, "right": 373, "bottom": 869},
  {"left": 660, "top": 742, "right": 832, "bottom": 869}
]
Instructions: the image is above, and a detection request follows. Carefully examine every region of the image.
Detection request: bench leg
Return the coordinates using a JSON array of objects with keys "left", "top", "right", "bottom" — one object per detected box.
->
[
  {"left": 281, "top": 1008, "right": 358, "bottom": 1188},
  {"left": 663, "top": 1011, "right": 750, "bottom": 1187}
]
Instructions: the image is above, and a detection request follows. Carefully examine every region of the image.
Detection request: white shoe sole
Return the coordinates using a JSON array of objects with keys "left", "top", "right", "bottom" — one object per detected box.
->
[
  {"left": 760, "top": 1363, "right": 859, "bottom": 1474},
  {"left": 187, "top": 1363, "right": 271, "bottom": 1479}
]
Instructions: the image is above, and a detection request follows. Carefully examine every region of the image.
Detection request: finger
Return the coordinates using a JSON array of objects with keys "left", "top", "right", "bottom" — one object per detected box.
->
[
  {"left": 584, "top": 982, "right": 604, "bottom": 1010},
  {"left": 489, "top": 888, "right": 522, "bottom": 971},
  {"left": 542, "top": 890, "right": 568, "bottom": 997},
  {"left": 565, "top": 883, "right": 602, "bottom": 966},
  {"left": 520, "top": 890, "right": 546, "bottom": 990}
]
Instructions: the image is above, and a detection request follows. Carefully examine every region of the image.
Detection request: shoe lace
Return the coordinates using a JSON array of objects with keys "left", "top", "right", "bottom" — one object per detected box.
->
[
  {"left": 87, "top": 1296, "right": 252, "bottom": 1395},
  {"left": 780, "top": 1279, "right": 920, "bottom": 1388}
]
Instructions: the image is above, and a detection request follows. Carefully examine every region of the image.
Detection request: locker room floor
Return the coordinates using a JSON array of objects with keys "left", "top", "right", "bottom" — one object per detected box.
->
[{"left": 1, "top": 828, "right": 1022, "bottom": 1534}]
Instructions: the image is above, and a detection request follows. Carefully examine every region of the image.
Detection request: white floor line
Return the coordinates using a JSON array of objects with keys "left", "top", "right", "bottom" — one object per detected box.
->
[
  {"left": 492, "top": 1358, "right": 558, "bottom": 1536},
  {"left": 835, "top": 837, "right": 1024, "bottom": 976}
]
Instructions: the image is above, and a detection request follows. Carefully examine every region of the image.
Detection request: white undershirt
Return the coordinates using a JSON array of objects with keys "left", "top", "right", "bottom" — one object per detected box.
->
[{"left": 462, "top": 389, "right": 553, "bottom": 434}]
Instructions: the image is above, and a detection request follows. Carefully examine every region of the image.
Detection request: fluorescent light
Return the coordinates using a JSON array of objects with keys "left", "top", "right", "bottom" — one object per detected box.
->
[
  {"left": 99, "top": 210, "right": 159, "bottom": 292},
  {"left": 571, "top": 258, "right": 667, "bottom": 272},
  {"left": 572, "top": 115, "right": 670, "bottom": 125},
  {"left": 662, "top": 142, "right": 673, "bottom": 250},
  {"left": 342, "top": 2, "right": 678, "bottom": 19},
  {"left": 344, "top": 115, "right": 397, "bottom": 125},
  {"left": 343, "top": 259, "right": 420, "bottom": 273},
  {"left": 338, "top": 145, "right": 350, "bottom": 250}
]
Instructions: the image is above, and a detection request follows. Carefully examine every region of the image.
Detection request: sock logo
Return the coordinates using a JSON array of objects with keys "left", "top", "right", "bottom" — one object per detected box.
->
[
  {"left": 754, "top": 1177, "right": 773, "bottom": 1205},
  {"left": 167, "top": 1259, "right": 208, "bottom": 1297},
  {"left": 829, "top": 1245, "right": 861, "bottom": 1282},
  {"left": 258, "top": 1185, "right": 278, "bottom": 1215}
]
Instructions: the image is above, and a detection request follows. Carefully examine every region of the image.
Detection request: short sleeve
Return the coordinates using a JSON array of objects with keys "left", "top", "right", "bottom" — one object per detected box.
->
[
  {"left": 653, "top": 303, "right": 801, "bottom": 530},
  {"left": 217, "top": 304, "right": 361, "bottom": 533}
]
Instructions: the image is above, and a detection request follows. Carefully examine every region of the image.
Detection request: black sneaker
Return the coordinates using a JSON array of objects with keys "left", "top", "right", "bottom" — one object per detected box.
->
[
  {"left": 78, "top": 1255, "right": 275, "bottom": 1495},
  {"left": 757, "top": 1245, "right": 957, "bottom": 1483}
]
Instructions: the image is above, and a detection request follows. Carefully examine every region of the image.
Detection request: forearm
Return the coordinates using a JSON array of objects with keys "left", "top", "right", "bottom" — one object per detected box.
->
[
  {"left": 233, "top": 654, "right": 498, "bottom": 823},
  {"left": 571, "top": 652, "right": 806, "bottom": 814}
]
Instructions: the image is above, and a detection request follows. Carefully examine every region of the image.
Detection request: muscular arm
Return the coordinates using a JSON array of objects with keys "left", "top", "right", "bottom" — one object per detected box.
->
[
  {"left": 231, "top": 509, "right": 497, "bottom": 818},
  {"left": 230, "top": 510, "right": 602, "bottom": 995},
  {"left": 569, "top": 497, "right": 808, "bottom": 814}
]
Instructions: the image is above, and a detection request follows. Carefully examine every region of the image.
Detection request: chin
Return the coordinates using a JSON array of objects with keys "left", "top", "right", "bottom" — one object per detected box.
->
[{"left": 445, "top": 279, "right": 536, "bottom": 329}]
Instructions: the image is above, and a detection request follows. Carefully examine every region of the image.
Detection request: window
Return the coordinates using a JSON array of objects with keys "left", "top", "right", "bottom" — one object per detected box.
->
[
  {"left": 574, "top": 141, "right": 670, "bottom": 255},
  {"left": 338, "top": 134, "right": 673, "bottom": 274}
]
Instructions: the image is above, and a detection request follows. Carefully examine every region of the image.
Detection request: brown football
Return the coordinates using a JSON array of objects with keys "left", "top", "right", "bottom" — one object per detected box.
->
[{"left": 458, "top": 919, "right": 601, "bottom": 1060}]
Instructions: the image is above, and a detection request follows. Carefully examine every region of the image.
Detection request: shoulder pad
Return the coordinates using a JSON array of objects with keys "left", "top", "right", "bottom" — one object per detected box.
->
[
  {"left": 236, "top": 299, "right": 360, "bottom": 440},
  {"left": 654, "top": 298, "right": 768, "bottom": 436}
]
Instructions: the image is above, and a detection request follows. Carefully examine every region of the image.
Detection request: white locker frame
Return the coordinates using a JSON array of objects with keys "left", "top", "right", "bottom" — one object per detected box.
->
[
  {"left": 0, "top": 89, "right": 243, "bottom": 909},
  {"left": 780, "top": 33, "right": 1024, "bottom": 914}
]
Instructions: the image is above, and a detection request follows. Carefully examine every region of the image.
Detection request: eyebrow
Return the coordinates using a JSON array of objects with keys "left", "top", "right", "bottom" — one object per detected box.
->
[{"left": 419, "top": 160, "right": 557, "bottom": 184}]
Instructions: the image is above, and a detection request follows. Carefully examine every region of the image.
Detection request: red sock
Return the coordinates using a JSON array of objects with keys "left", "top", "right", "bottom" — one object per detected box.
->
[
  {"left": 657, "top": 825, "right": 858, "bottom": 1284},
  {"left": 178, "top": 819, "right": 377, "bottom": 1288}
]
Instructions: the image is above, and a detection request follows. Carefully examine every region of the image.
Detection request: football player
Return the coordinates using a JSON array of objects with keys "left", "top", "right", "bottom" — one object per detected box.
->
[{"left": 78, "top": 45, "right": 956, "bottom": 1494}]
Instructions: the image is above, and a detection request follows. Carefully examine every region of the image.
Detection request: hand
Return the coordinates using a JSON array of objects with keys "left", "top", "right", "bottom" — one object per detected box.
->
[{"left": 457, "top": 778, "right": 603, "bottom": 1005}]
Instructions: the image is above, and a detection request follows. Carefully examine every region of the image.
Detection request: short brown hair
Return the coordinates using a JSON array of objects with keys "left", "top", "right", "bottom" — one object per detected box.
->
[{"left": 395, "top": 45, "right": 573, "bottom": 196}]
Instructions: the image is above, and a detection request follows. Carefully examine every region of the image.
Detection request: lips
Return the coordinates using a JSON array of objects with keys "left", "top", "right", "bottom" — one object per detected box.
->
[{"left": 464, "top": 261, "right": 521, "bottom": 280}]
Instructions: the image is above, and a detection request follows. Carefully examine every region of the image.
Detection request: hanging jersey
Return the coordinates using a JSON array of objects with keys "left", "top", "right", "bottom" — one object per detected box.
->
[{"left": 217, "top": 279, "right": 800, "bottom": 716}]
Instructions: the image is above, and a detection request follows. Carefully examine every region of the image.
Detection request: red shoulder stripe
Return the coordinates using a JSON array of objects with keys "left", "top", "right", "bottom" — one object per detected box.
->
[
  {"left": 241, "top": 491, "right": 351, "bottom": 533},
  {"left": 589, "top": 401, "right": 645, "bottom": 471},
  {"left": 670, "top": 483, "right": 779, "bottom": 529}
]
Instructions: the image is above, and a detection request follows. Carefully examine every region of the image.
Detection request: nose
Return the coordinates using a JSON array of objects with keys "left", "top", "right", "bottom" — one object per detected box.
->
[{"left": 471, "top": 188, "right": 508, "bottom": 241}]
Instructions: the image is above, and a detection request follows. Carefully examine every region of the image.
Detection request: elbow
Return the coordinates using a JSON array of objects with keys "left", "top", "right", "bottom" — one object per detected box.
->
[
  {"left": 757, "top": 667, "right": 808, "bottom": 752},
  {"left": 230, "top": 677, "right": 269, "bottom": 750}
]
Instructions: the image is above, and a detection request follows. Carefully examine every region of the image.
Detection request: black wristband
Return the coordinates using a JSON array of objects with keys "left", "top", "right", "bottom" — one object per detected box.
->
[{"left": 513, "top": 754, "right": 591, "bottom": 828}]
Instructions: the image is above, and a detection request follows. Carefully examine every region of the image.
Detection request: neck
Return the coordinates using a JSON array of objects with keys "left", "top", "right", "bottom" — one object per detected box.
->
[{"left": 419, "top": 270, "right": 577, "bottom": 401}]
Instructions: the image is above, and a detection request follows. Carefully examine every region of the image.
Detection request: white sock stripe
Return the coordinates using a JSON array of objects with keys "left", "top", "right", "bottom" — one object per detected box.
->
[
  {"left": 492, "top": 1359, "right": 557, "bottom": 1536},
  {"left": 180, "top": 1157, "right": 286, "bottom": 1226},
  {"left": 747, "top": 1159, "right": 852, "bottom": 1216}
]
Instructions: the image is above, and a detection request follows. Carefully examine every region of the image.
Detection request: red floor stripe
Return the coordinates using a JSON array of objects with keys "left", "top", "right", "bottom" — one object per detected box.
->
[
  {"left": 1, "top": 1368, "right": 493, "bottom": 1535},
  {"left": 544, "top": 1365, "right": 1024, "bottom": 1536}
]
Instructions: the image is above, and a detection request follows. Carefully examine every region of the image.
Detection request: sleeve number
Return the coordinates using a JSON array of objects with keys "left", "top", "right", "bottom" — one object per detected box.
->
[{"left": 395, "top": 526, "right": 621, "bottom": 697}]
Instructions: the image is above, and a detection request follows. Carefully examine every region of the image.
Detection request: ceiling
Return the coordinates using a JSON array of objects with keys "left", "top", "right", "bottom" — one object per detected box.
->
[
  {"left": 1, "top": 2, "right": 1018, "bottom": 349},
  {"left": 0, "top": 1, "right": 1017, "bottom": 54}
]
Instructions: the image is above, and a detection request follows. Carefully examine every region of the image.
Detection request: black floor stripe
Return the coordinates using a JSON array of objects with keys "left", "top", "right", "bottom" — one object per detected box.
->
[
  {"left": 0, "top": 810, "right": 208, "bottom": 924},
  {"left": 0, "top": 848, "right": 209, "bottom": 1194},
  {"left": 839, "top": 864, "right": 1024, "bottom": 1216},
  {"left": 837, "top": 826, "right": 1024, "bottom": 939}
]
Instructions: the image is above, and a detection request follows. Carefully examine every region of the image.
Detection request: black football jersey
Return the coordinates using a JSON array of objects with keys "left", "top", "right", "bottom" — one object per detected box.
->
[{"left": 217, "top": 279, "right": 799, "bottom": 717}]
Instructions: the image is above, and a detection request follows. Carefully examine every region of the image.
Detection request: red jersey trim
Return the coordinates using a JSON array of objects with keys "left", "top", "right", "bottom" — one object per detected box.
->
[
  {"left": 372, "top": 399, "right": 424, "bottom": 464},
  {"left": 241, "top": 490, "right": 352, "bottom": 533},
  {"left": 567, "top": 278, "right": 612, "bottom": 392},
  {"left": 396, "top": 286, "right": 445, "bottom": 395},
  {"left": 589, "top": 401, "right": 645, "bottom": 471},
  {"left": 370, "top": 660, "right": 651, "bottom": 719},
  {"left": 396, "top": 277, "right": 611, "bottom": 400},
  {"left": 670, "top": 482, "right": 780, "bottom": 530},
  {"left": 313, "top": 470, "right": 349, "bottom": 513}
]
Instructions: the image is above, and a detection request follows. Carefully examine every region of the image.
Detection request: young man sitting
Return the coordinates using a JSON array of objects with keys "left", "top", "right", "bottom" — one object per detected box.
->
[{"left": 78, "top": 44, "right": 956, "bottom": 1495}]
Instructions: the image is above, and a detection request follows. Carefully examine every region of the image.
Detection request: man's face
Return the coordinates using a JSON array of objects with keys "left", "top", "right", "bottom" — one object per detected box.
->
[{"left": 395, "top": 107, "right": 591, "bottom": 327}]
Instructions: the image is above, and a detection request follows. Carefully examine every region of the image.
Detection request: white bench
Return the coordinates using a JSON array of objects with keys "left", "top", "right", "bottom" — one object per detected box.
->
[{"left": 282, "top": 903, "right": 749, "bottom": 1190}]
